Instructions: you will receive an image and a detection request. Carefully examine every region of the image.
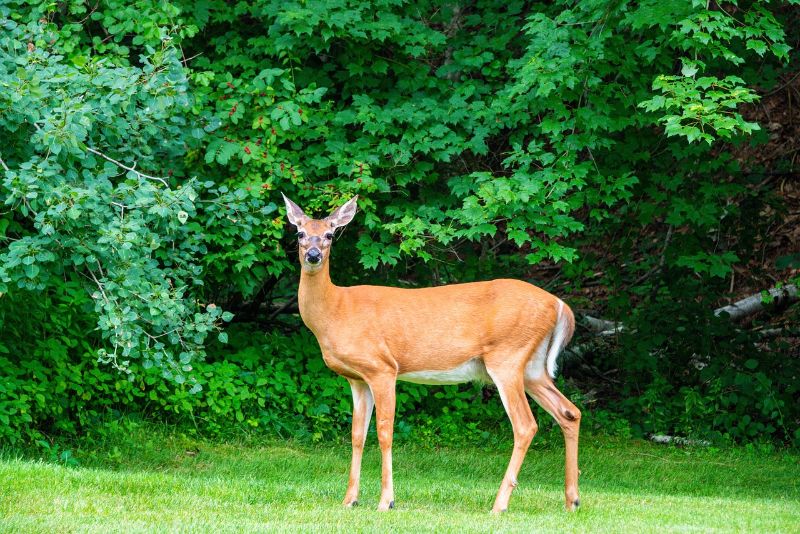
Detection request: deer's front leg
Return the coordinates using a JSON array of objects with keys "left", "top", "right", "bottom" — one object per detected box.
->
[
  {"left": 369, "top": 374, "right": 397, "bottom": 511},
  {"left": 343, "top": 379, "right": 374, "bottom": 507}
]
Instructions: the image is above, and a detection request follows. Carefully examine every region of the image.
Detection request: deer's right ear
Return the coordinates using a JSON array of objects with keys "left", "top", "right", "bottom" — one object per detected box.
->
[{"left": 281, "top": 193, "right": 309, "bottom": 227}]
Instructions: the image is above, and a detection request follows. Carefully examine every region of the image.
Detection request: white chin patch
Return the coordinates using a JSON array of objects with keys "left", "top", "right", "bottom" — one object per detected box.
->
[{"left": 303, "top": 260, "right": 324, "bottom": 271}]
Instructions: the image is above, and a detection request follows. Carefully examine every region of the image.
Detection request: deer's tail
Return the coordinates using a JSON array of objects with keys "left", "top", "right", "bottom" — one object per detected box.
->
[{"left": 546, "top": 299, "right": 575, "bottom": 379}]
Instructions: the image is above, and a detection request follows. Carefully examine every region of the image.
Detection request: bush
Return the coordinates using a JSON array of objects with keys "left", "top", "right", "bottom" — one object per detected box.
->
[
  {"left": 1, "top": 0, "right": 798, "bottom": 449},
  {"left": 589, "top": 278, "right": 800, "bottom": 446},
  {"left": 0, "top": 286, "right": 515, "bottom": 445}
]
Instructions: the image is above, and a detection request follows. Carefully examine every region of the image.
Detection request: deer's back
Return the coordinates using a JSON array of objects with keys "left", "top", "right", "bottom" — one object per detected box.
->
[{"left": 317, "top": 279, "right": 560, "bottom": 376}]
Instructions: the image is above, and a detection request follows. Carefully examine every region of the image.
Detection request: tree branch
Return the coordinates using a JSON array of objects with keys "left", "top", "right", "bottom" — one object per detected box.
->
[
  {"left": 650, "top": 434, "right": 710, "bottom": 447},
  {"left": 577, "top": 284, "right": 798, "bottom": 342},
  {"left": 582, "top": 315, "right": 625, "bottom": 335},
  {"left": 87, "top": 266, "right": 110, "bottom": 304},
  {"left": 85, "top": 147, "right": 170, "bottom": 187},
  {"left": 267, "top": 296, "right": 298, "bottom": 321},
  {"left": 714, "top": 284, "right": 798, "bottom": 321}
]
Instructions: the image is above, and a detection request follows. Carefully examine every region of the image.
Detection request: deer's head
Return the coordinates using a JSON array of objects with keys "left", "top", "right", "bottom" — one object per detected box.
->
[{"left": 281, "top": 193, "right": 358, "bottom": 273}]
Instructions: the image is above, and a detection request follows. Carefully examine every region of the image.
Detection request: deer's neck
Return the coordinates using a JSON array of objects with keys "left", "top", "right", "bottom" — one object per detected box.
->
[{"left": 298, "top": 262, "right": 340, "bottom": 333}]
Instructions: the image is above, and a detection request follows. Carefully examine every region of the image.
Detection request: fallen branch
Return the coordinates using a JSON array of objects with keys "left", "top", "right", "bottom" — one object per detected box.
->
[
  {"left": 714, "top": 284, "right": 798, "bottom": 321},
  {"left": 582, "top": 315, "right": 625, "bottom": 336},
  {"left": 579, "top": 284, "right": 798, "bottom": 339},
  {"left": 650, "top": 434, "right": 710, "bottom": 447}
]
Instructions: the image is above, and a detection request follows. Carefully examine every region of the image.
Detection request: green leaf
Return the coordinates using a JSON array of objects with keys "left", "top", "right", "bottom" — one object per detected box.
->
[
  {"left": 681, "top": 60, "right": 699, "bottom": 78},
  {"left": 746, "top": 39, "right": 767, "bottom": 57},
  {"left": 24, "top": 264, "right": 40, "bottom": 279}
]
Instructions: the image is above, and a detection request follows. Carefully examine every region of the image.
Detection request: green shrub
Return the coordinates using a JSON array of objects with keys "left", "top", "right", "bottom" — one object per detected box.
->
[
  {"left": 0, "top": 286, "right": 513, "bottom": 445},
  {"left": 595, "top": 278, "right": 800, "bottom": 446},
  {"left": 1, "top": 0, "right": 798, "bottom": 449}
]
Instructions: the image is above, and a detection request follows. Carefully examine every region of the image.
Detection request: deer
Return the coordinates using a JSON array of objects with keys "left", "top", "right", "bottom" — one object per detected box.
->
[{"left": 281, "top": 193, "right": 581, "bottom": 514}]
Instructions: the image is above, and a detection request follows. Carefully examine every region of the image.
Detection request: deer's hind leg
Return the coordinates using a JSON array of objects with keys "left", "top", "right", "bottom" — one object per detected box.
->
[
  {"left": 525, "top": 377, "right": 581, "bottom": 511},
  {"left": 485, "top": 358, "right": 538, "bottom": 513}
]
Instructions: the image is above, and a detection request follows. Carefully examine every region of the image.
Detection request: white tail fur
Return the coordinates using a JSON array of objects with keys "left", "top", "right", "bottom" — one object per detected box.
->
[{"left": 546, "top": 300, "right": 575, "bottom": 378}]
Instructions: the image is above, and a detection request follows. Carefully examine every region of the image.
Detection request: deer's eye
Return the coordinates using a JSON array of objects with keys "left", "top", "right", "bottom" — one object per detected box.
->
[
  {"left": 297, "top": 231, "right": 306, "bottom": 239},
  {"left": 324, "top": 232, "right": 334, "bottom": 240}
]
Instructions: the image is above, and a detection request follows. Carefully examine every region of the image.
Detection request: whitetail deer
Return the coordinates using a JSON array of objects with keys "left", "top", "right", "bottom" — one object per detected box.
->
[{"left": 282, "top": 193, "right": 581, "bottom": 513}]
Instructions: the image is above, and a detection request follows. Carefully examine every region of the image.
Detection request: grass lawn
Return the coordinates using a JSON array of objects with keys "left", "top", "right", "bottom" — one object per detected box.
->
[{"left": 1, "top": 427, "right": 798, "bottom": 533}]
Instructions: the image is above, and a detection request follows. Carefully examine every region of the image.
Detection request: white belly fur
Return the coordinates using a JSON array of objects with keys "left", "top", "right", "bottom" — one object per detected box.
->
[{"left": 398, "top": 358, "right": 491, "bottom": 385}]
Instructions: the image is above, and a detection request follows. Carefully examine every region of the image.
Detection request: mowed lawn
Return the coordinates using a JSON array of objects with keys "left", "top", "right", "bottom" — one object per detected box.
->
[{"left": 1, "top": 429, "right": 798, "bottom": 533}]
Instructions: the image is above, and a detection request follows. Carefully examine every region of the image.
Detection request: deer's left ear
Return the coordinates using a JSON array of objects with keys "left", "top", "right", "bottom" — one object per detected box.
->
[{"left": 326, "top": 195, "right": 358, "bottom": 229}]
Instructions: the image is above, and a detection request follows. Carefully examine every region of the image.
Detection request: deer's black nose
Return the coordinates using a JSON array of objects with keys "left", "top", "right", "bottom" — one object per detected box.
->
[{"left": 306, "top": 248, "right": 322, "bottom": 264}]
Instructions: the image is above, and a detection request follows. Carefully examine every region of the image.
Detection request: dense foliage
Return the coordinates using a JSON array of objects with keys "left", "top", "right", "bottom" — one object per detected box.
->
[{"left": 1, "top": 1, "right": 798, "bottom": 447}]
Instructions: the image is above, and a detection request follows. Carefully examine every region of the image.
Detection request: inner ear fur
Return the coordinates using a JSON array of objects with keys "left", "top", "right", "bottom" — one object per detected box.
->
[
  {"left": 281, "top": 193, "right": 309, "bottom": 227},
  {"left": 326, "top": 195, "right": 358, "bottom": 229}
]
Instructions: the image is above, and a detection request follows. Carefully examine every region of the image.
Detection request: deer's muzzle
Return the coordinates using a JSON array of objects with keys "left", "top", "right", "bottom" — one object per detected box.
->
[{"left": 306, "top": 247, "right": 322, "bottom": 264}]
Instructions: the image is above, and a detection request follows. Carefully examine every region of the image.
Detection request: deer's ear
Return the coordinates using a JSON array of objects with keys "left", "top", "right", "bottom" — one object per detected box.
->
[
  {"left": 325, "top": 195, "right": 358, "bottom": 229},
  {"left": 281, "top": 193, "right": 309, "bottom": 227}
]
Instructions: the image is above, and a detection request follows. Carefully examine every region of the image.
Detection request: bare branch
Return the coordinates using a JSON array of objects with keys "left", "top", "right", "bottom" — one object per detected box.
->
[
  {"left": 85, "top": 147, "right": 170, "bottom": 187},
  {"left": 582, "top": 315, "right": 625, "bottom": 335},
  {"left": 0, "top": 153, "right": 9, "bottom": 172},
  {"left": 650, "top": 434, "right": 710, "bottom": 447},
  {"left": 87, "top": 266, "right": 109, "bottom": 304},
  {"left": 267, "top": 296, "right": 298, "bottom": 321},
  {"left": 714, "top": 284, "right": 798, "bottom": 321},
  {"left": 578, "top": 284, "right": 798, "bottom": 341}
]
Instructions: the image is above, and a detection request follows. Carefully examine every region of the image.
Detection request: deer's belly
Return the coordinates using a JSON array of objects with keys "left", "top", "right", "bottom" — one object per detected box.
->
[{"left": 398, "top": 358, "right": 491, "bottom": 385}]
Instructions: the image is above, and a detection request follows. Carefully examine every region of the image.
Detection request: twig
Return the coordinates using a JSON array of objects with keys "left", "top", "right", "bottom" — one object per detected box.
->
[
  {"left": 763, "top": 70, "right": 800, "bottom": 97},
  {"left": 267, "top": 296, "right": 298, "bottom": 321},
  {"left": 632, "top": 225, "right": 673, "bottom": 287},
  {"left": 110, "top": 201, "right": 127, "bottom": 219},
  {"left": 182, "top": 52, "right": 203, "bottom": 64},
  {"left": 0, "top": 153, "right": 9, "bottom": 172},
  {"left": 87, "top": 266, "right": 109, "bottom": 304},
  {"left": 85, "top": 147, "right": 170, "bottom": 187}
]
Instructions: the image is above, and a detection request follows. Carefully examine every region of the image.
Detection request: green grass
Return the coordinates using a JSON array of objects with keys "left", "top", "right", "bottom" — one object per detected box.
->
[{"left": 1, "top": 428, "right": 798, "bottom": 533}]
